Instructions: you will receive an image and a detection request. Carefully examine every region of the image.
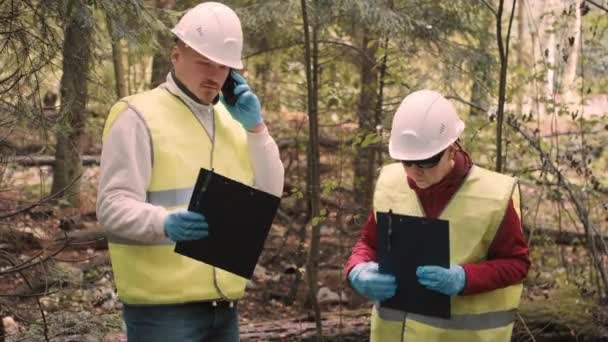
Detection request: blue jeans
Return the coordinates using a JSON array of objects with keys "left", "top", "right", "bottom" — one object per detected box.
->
[{"left": 122, "top": 302, "right": 239, "bottom": 342}]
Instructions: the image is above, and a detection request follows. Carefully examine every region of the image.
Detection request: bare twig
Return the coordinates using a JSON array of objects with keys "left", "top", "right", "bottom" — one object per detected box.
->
[
  {"left": 0, "top": 290, "right": 61, "bottom": 298},
  {"left": 0, "top": 249, "right": 53, "bottom": 341},
  {"left": 507, "top": 116, "right": 608, "bottom": 293},
  {"left": 0, "top": 174, "right": 82, "bottom": 220},
  {"left": 587, "top": 0, "right": 608, "bottom": 13},
  {"left": 516, "top": 312, "right": 537, "bottom": 342},
  {"left": 480, "top": 0, "right": 497, "bottom": 16},
  {"left": 0, "top": 237, "right": 69, "bottom": 276}
]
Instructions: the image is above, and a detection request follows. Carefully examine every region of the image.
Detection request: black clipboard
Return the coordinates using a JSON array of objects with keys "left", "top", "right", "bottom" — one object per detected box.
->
[
  {"left": 174, "top": 168, "right": 281, "bottom": 279},
  {"left": 376, "top": 211, "right": 451, "bottom": 319}
]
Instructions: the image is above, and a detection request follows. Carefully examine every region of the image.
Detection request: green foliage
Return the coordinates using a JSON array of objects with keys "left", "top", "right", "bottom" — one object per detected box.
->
[
  {"left": 98, "top": 0, "right": 159, "bottom": 44},
  {"left": 321, "top": 179, "right": 339, "bottom": 195},
  {"left": 311, "top": 210, "right": 327, "bottom": 227},
  {"left": 583, "top": 12, "right": 608, "bottom": 93},
  {"left": 352, "top": 132, "right": 382, "bottom": 149},
  {"left": 291, "top": 187, "right": 305, "bottom": 200}
]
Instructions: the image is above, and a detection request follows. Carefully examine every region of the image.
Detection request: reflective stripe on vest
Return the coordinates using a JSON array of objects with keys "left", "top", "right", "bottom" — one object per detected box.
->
[
  {"left": 105, "top": 188, "right": 193, "bottom": 245},
  {"left": 370, "top": 163, "right": 523, "bottom": 342},
  {"left": 376, "top": 306, "right": 516, "bottom": 330},
  {"left": 106, "top": 234, "right": 173, "bottom": 246},
  {"left": 102, "top": 87, "right": 254, "bottom": 305},
  {"left": 106, "top": 188, "right": 196, "bottom": 245},
  {"left": 146, "top": 187, "right": 194, "bottom": 208}
]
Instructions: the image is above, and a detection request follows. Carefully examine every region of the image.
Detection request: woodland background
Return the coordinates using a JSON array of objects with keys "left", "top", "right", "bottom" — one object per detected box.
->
[{"left": 1, "top": 0, "right": 607, "bottom": 341}]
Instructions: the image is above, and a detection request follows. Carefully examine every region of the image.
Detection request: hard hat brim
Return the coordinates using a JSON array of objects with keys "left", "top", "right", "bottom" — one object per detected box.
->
[
  {"left": 388, "top": 120, "right": 465, "bottom": 161},
  {"left": 171, "top": 30, "right": 244, "bottom": 69}
]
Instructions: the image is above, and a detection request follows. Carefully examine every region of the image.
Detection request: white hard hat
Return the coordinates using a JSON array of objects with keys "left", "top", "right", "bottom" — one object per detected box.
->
[
  {"left": 388, "top": 90, "right": 465, "bottom": 160},
  {"left": 171, "top": 2, "right": 243, "bottom": 69}
]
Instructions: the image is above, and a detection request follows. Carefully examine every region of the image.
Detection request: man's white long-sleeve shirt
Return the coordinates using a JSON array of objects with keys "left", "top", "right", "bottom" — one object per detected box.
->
[{"left": 97, "top": 73, "right": 284, "bottom": 243}]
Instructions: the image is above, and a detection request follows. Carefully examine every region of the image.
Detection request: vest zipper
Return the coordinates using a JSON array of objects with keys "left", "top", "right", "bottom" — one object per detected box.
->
[
  {"left": 162, "top": 84, "right": 231, "bottom": 301},
  {"left": 206, "top": 112, "right": 232, "bottom": 301}
]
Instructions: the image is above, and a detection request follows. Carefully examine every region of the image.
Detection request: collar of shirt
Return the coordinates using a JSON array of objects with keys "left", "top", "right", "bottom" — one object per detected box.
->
[
  {"left": 406, "top": 149, "right": 473, "bottom": 218},
  {"left": 164, "top": 72, "right": 214, "bottom": 122}
]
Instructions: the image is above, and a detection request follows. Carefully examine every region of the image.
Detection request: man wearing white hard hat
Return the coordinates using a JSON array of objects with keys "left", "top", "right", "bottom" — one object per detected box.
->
[
  {"left": 97, "top": 2, "right": 284, "bottom": 340},
  {"left": 345, "top": 90, "right": 530, "bottom": 341}
]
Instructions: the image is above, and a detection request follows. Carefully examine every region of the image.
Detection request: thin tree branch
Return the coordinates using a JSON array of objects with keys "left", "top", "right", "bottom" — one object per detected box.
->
[
  {"left": 506, "top": 116, "right": 608, "bottom": 293},
  {"left": 517, "top": 312, "right": 537, "bottom": 342},
  {"left": 587, "top": 0, "right": 608, "bottom": 13},
  {"left": 505, "top": 0, "right": 517, "bottom": 64},
  {"left": 446, "top": 94, "right": 486, "bottom": 112},
  {"left": 0, "top": 238, "right": 67, "bottom": 276},
  {"left": 0, "top": 174, "right": 82, "bottom": 220},
  {"left": 480, "top": 0, "right": 498, "bottom": 16},
  {"left": 244, "top": 40, "right": 303, "bottom": 59}
]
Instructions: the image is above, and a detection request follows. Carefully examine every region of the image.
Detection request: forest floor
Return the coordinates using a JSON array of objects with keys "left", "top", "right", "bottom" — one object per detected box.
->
[{"left": 1, "top": 159, "right": 607, "bottom": 341}]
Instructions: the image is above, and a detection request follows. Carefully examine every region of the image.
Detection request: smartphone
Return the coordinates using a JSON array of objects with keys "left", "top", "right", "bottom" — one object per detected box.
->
[{"left": 221, "top": 71, "right": 238, "bottom": 106}]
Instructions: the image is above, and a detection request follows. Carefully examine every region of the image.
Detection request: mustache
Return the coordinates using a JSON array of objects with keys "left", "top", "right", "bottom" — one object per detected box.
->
[{"left": 200, "top": 81, "right": 221, "bottom": 88}]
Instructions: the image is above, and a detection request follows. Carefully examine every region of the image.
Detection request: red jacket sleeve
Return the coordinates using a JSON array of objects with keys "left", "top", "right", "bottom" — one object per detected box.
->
[
  {"left": 344, "top": 211, "right": 378, "bottom": 280},
  {"left": 461, "top": 199, "right": 531, "bottom": 295}
]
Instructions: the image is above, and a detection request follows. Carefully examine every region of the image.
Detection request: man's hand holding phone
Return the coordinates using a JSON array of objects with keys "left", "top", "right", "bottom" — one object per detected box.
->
[{"left": 220, "top": 71, "right": 264, "bottom": 132}]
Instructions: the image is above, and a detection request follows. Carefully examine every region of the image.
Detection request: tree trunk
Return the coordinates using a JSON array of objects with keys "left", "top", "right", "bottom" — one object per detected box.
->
[
  {"left": 560, "top": 0, "right": 582, "bottom": 105},
  {"left": 301, "top": 1, "right": 323, "bottom": 339},
  {"left": 254, "top": 37, "right": 277, "bottom": 111},
  {"left": 353, "top": 28, "right": 378, "bottom": 211},
  {"left": 494, "top": 0, "right": 517, "bottom": 172},
  {"left": 106, "top": 15, "right": 128, "bottom": 99},
  {"left": 529, "top": 0, "right": 548, "bottom": 118},
  {"left": 375, "top": 34, "right": 390, "bottom": 170},
  {"left": 150, "top": 0, "right": 176, "bottom": 88},
  {"left": 470, "top": 11, "right": 493, "bottom": 117},
  {"left": 543, "top": 0, "right": 557, "bottom": 111},
  {"left": 515, "top": 0, "right": 527, "bottom": 115},
  {"left": 50, "top": 1, "right": 93, "bottom": 208}
]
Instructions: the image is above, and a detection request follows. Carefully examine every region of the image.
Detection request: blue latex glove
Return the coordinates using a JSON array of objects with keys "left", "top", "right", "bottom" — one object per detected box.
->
[
  {"left": 416, "top": 265, "right": 466, "bottom": 296},
  {"left": 220, "top": 71, "right": 263, "bottom": 130},
  {"left": 348, "top": 262, "right": 397, "bottom": 301},
  {"left": 164, "top": 209, "right": 209, "bottom": 242}
]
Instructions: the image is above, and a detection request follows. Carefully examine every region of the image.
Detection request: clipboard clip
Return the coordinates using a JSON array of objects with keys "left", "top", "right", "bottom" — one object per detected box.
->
[
  {"left": 201, "top": 168, "right": 215, "bottom": 193},
  {"left": 195, "top": 168, "right": 215, "bottom": 209}
]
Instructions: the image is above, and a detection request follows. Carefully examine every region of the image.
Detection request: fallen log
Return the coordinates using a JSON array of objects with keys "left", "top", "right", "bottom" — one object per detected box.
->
[
  {"left": 50, "top": 225, "right": 107, "bottom": 250},
  {"left": 240, "top": 304, "right": 607, "bottom": 342},
  {"left": 524, "top": 225, "right": 608, "bottom": 252},
  {"left": 6, "top": 155, "right": 100, "bottom": 167},
  {"left": 0, "top": 229, "right": 42, "bottom": 252}
]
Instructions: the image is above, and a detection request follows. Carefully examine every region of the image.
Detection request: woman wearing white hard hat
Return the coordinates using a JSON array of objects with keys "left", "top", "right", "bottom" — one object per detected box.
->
[
  {"left": 97, "top": 2, "right": 284, "bottom": 341},
  {"left": 345, "top": 90, "right": 530, "bottom": 341}
]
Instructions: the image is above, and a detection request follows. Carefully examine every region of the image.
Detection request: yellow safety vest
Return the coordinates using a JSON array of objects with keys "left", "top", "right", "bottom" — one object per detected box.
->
[
  {"left": 102, "top": 87, "right": 254, "bottom": 305},
  {"left": 371, "top": 163, "right": 523, "bottom": 342}
]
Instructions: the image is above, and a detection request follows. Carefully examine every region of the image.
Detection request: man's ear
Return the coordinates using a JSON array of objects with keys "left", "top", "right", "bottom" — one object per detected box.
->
[{"left": 170, "top": 46, "right": 180, "bottom": 66}]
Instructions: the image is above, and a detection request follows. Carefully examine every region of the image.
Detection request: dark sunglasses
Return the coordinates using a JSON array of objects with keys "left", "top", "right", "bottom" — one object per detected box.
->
[{"left": 401, "top": 149, "right": 447, "bottom": 169}]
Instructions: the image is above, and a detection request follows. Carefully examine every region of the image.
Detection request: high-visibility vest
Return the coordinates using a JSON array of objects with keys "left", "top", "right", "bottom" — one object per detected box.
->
[
  {"left": 371, "top": 163, "right": 523, "bottom": 342},
  {"left": 102, "top": 87, "right": 254, "bottom": 305}
]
